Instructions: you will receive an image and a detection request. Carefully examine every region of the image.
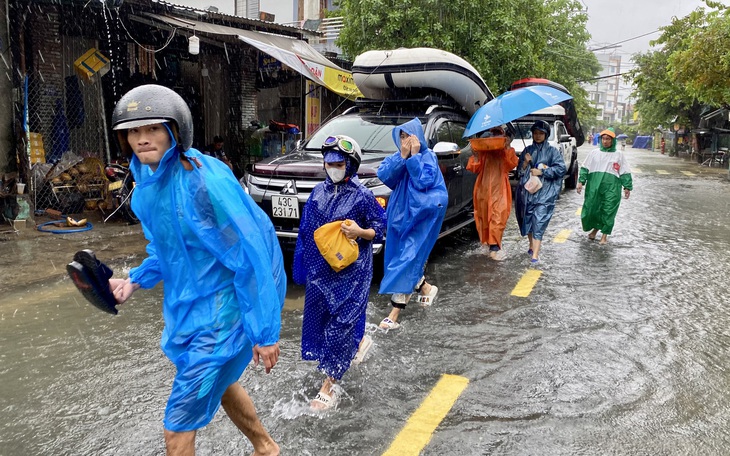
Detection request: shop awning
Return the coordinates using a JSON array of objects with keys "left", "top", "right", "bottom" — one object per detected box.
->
[{"left": 144, "top": 14, "right": 362, "bottom": 100}]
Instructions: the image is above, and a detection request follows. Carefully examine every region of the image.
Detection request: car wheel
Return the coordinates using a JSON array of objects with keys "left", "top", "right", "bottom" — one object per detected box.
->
[{"left": 565, "top": 159, "right": 578, "bottom": 189}]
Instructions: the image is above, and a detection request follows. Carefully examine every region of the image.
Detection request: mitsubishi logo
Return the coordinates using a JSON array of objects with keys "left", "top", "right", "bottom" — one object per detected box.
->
[{"left": 281, "top": 180, "right": 297, "bottom": 195}]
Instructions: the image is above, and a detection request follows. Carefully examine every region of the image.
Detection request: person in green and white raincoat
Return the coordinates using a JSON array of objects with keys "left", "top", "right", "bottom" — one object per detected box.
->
[{"left": 576, "top": 129, "right": 633, "bottom": 244}]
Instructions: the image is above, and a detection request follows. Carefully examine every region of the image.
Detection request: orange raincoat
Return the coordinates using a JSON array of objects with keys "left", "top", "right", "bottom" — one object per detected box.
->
[{"left": 466, "top": 146, "right": 519, "bottom": 248}]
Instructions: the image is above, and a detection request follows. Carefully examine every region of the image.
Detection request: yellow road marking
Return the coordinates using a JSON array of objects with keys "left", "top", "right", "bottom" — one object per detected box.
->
[
  {"left": 575, "top": 207, "right": 582, "bottom": 216},
  {"left": 681, "top": 171, "right": 695, "bottom": 176},
  {"left": 553, "top": 229, "right": 572, "bottom": 243},
  {"left": 511, "top": 269, "right": 543, "bottom": 297},
  {"left": 632, "top": 167, "right": 642, "bottom": 173},
  {"left": 656, "top": 169, "right": 670, "bottom": 175},
  {"left": 382, "top": 374, "right": 469, "bottom": 456}
]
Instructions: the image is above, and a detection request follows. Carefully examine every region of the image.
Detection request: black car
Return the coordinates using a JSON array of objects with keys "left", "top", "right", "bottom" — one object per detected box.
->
[{"left": 241, "top": 98, "right": 478, "bottom": 252}]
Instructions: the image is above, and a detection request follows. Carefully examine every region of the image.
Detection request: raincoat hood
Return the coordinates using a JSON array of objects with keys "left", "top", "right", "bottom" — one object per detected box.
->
[
  {"left": 599, "top": 128, "right": 617, "bottom": 152},
  {"left": 392, "top": 117, "right": 428, "bottom": 153}
]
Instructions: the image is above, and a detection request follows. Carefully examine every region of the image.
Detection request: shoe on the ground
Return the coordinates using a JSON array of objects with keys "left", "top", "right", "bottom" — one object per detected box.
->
[
  {"left": 353, "top": 334, "right": 373, "bottom": 365},
  {"left": 379, "top": 317, "right": 401, "bottom": 330},
  {"left": 310, "top": 390, "right": 338, "bottom": 411},
  {"left": 530, "top": 258, "right": 540, "bottom": 267},
  {"left": 417, "top": 285, "right": 439, "bottom": 306},
  {"left": 67, "top": 250, "right": 118, "bottom": 315}
]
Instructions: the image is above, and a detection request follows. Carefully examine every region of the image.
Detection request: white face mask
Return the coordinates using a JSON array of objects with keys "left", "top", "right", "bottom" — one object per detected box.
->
[{"left": 326, "top": 167, "right": 346, "bottom": 183}]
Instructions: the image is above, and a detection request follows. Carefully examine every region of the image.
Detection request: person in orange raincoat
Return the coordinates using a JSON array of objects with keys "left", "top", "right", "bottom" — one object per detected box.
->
[{"left": 466, "top": 127, "right": 519, "bottom": 260}]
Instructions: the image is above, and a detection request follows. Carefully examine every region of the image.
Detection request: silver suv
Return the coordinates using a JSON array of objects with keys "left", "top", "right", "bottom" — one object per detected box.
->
[{"left": 241, "top": 99, "right": 478, "bottom": 252}]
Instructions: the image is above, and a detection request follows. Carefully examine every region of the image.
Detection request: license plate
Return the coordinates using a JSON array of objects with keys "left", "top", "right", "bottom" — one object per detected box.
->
[{"left": 271, "top": 195, "right": 299, "bottom": 219}]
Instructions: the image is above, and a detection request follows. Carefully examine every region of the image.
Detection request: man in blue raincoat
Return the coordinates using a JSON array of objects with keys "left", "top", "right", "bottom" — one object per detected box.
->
[
  {"left": 293, "top": 135, "right": 386, "bottom": 410},
  {"left": 107, "top": 85, "right": 285, "bottom": 456},
  {"left": 377, "top": 118, "right": 448, "bottom": 330},
  {"left": 515, "top": 120, "right": 566, "bottom": 264}
]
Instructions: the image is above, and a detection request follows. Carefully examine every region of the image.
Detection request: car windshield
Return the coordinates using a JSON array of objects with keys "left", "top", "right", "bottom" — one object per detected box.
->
[
  {"left": 514, "top": 122, "right": 556, "bottom": 141},
  {"left": 305, "top": 115, "right": 425, "bottom": 155}
]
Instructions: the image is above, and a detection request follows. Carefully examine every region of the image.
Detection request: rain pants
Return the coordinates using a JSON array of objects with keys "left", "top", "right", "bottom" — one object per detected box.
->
[
  {"left": 128, "top": 131, "right": 286, "bottom": 432},
  {"left": 466, "top": 146, "right": 519, "bottom": 247},
  {"left": 514, "top": 141, "right": 566, "bottom": 240},
  {"left": 293, "top": 173, "right": 386, "bottom": 380},
  {"left": 579, "top": 139, "right": 633, "bottom": 235},
  {"left": 377, "top": 118, "right": 448, "bottom": 294}
]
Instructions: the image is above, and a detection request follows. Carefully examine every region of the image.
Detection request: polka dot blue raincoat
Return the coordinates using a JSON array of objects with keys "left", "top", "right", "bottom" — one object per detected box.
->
[
  {"left": 128, "top": 128, "right": 286, "bottom": 432},
  {"left": 293, "top": 163, "right": 386, "bottom": 381}
]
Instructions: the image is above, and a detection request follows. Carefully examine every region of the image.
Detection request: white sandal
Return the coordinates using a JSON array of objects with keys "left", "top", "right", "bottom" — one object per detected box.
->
[
  {"left": 417, "top": 285, "right": 439, "bottom": 306},
  {"left": 353, "top": 335, "right": 373, "bottom": 364},
  {"left": 311, "top": 390, "right": 338, "bottom": 411},
  {"left": 379, "top": 317, "right": 401, "bottom": 330}
]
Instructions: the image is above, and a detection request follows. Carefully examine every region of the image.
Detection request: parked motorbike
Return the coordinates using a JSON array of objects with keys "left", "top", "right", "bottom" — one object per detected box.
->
[{"left": 104, "top": 163, "right": 138, "bottom": 224}]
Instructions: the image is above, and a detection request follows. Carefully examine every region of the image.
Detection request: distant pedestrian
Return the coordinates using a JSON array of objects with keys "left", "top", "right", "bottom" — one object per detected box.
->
[
  {"left": 204, "top": 135, "right": 233, "bottom": 169},
  {"left": 576, "top": 128, "right": 633, "bottom": 245},
  {"left": 514, "top": 120, "right": 566, "bottom": 265},
  {"left": 293, "top": 135, "right": 386, "bottom": 411},
  {"left": 466, "top": 126, "right": 518, "bottom": 260},
  {"left": 377, "top": 118, "right": 447, "bottom": 330}
]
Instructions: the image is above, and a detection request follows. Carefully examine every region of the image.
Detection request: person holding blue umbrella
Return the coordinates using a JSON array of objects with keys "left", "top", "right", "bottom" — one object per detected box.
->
[{"left": 514, "top": 120, "right": 567, "bottom": 265}]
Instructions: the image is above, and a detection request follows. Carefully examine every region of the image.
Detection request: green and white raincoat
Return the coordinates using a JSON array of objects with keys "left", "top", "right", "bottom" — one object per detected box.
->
[{"left": 579, "top": 137, "right": 633, "bottom": 235}]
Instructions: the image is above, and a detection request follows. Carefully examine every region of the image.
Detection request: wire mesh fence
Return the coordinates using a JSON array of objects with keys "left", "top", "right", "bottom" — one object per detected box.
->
[{"left": 20, "top": 43, "right": 112, "bottom": 218}]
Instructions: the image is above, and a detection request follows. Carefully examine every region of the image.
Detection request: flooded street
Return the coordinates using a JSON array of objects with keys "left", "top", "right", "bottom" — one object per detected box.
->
[{"left": 2, "top": 146, "right": 730, "bottom": 455}]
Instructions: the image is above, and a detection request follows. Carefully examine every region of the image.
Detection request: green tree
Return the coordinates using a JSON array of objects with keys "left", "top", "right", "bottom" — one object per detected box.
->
[
  {"left": 628, "top": 4, "right": 729, "bottom": 131},
  {"left": 669, "top": 9, "right": 730, "bottom": 106},
  {"left": 336, "top": 0, "right": 600, "bottom": 126}
]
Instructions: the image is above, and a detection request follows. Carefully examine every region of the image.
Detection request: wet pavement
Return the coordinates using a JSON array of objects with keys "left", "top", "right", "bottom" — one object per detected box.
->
[{"left": 2, "top": 145, "right": 730, "bottom": 455}]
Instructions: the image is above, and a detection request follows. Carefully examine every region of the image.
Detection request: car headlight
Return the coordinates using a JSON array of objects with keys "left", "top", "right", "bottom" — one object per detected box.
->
[
  {"left": 239, "top": 175, "right": 250, "bottom": 194},
  {"left": 360, "top": 177, "right": 383, "bottom": 188}
]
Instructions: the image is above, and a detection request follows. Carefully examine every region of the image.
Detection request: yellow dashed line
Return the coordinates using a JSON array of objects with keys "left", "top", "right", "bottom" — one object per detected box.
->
[
  {"left": 382, "top": 374, "right": 469, "bottom": 456},
  {"left": 511, "top": 269, "right": 543, "bottom": 297},
  {"left": 656, "top": 170, "right": 670, "bottom": 175},
  {"left": 632, "top": 168, "right": 642, "bottom": 173},
  {"left": 575, "top": 207, "right": 582, "bottom": 216},
  {"left": 553, "top": 229, "right": 572, "bottom": 243},
  {"left": 681, "top": 171, "right": 695, "bottom": 176}
]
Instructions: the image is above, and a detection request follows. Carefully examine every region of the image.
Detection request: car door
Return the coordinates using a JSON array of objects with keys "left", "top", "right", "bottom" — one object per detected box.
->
[
  {"left": 428, "top": 118, "right": 463, "bottom": 220},
  {"left": 555, "top": 121, "right": 571, "bottom": 168}
]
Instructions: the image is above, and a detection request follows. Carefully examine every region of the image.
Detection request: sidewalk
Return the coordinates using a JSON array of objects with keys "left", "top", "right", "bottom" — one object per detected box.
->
[{"left": 0, "top": 210, "right": 147, "bottom": 295}]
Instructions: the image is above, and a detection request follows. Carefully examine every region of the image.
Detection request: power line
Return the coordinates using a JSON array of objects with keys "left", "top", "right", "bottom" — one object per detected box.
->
[
  {"left": 588, "top": 30, "right": 661, "bottom": 52},
  {"left": 578, "top": 71, "right": 632, "bottom": 83}
]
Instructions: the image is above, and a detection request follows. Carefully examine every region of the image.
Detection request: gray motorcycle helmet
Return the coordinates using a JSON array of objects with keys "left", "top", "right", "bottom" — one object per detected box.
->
[{"left": 112, "top": 84, "right": 193, "bottom": 153}]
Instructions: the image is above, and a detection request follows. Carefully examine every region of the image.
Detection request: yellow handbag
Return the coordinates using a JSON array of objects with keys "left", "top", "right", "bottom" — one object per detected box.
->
[{"left": 313, "top": 220, "right": 359, "bottom": 272}]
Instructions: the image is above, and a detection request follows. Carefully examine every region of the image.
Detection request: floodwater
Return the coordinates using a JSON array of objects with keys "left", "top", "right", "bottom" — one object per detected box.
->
[{"left": 2, "top": 146, "right": 730, "bottom": 455}]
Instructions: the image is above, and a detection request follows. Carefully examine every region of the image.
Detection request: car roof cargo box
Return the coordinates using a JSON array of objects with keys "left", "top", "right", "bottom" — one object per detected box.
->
[
  {"left": 509, "top": 78, "right": 585, "bottom": 146},
  {"left": 352, "top": 48, "right": 493, "bottom": 116}
]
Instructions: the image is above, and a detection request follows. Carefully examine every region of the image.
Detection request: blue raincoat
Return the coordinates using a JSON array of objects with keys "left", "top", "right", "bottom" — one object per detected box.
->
[
  {"left": 293, "top": 162, "right": 386, "bottom": 381},
  {"left": 514, "top": 141, "right": 566, "bottom": 240},
  {"left": 128, "top": 127, "right": 286, "bottom": 432},
  {"left": 377, "top": 118, "right": 448, "bottom": 294}
]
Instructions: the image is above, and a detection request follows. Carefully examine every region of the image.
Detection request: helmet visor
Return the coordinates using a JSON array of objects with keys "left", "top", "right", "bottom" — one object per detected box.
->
[
  {"left": 113, "top": 118, "right": 169, "bottom": 130},
  {"left": 323, "top": 135, "right": 355, "bottom": 155}
]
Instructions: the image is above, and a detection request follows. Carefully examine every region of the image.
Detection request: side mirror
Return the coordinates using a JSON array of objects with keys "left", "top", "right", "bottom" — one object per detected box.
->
[
  {"left": 559, "top": 134, "right": 572, "bottom": 143},
  {"left": 433, "top": 141, "right": 460, "bottom": 156},
  {"left": 295, "top": 139, "right": 305, "bottom": 150}
]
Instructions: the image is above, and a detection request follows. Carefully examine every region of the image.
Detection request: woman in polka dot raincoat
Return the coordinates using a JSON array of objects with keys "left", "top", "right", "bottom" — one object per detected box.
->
[{"left": 293, "top": 135, "right": 386, "bottom": 410}]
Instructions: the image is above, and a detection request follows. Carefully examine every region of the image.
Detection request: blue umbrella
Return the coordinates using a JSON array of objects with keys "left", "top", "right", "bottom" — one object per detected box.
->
[
  {"left": 463, "top": 85, "right": 573, "bottom": 138},
  {"left": 616, "top": 133, "right": 629, "bottom": 140}
]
